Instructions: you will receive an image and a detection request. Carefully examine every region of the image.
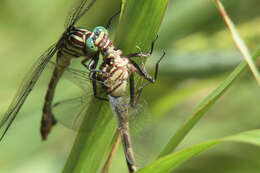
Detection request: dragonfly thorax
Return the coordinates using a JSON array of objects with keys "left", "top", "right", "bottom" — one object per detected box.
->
[
  {"left": 59, "top": 27, "right": 92, "bottom": 58},
  {"left": 99, "top": 55, "right": 132, "bottom": 98}
]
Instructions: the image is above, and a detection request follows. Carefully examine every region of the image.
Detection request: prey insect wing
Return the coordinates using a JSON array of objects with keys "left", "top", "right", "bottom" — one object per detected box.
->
[
  {"left": 0, "top": 44, "right": 57, "bottom": 141},
  {"left": 48, "top": 63, "right": 152, "bottom": 131},
  {"left": 109, "top": 95, "right": 154, "bottom": 169},
  {"left": 51, "top": 62, "right": 154, "bottom": 169}
]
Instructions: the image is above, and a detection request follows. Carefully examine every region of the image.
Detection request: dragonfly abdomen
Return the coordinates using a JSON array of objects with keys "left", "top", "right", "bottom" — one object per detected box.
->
[
  {"left": 41, "top": 52, "right": 72, "bottom": 140},
  {"left": 120, "top": 123, "right": 137, "bottom": 173}
]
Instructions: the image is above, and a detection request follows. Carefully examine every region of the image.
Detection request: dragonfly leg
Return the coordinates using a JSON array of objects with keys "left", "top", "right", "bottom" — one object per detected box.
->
[
  {"left": 106, "top": 3, "right": 121, "bottom": 29},
  {"left": 130, "top": 60, "right": 154, "bottom": 83},
  {"left": 153, "top": 50, "right": 166, "bottom": 81},
  {"left": 124, "top": 35, "right": 158, "bottom": 59},
  {"left": 85, "top": 54, "right": 108, "bottom": 101},
  {"left": 127, "top": 50, "right": 165, "bottom": 109},
  {"left": 41, "top": 52, "right": 71, "bottom": 140},
  {"left": 81, "top": 57, "right": 106, "bottom": 74},
  {"left": 81, "top": 56, "right": 107, "bottom": 84},
  {"left": 129, "top": 34, "right": 164, "bottom": 83},
  {"left": 136, "top": 50, "right": 165, "bottom": 83},
  {"left": 127, "top": 36, "right": 162, "bottom": 107},
  {"left": 124, "top": 52, "right": 150, "bottom": 59},
  {"left": 91, "top": 72, "right": 108, "bottom": 101},
  {"left": 129, "top": 75, "right": 136, "bottom": 107}
]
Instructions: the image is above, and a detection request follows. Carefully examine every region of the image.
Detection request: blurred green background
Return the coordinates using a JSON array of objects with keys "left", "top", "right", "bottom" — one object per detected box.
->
[{"left": 1, "top": 0, "right": 260, "bottom": 172}]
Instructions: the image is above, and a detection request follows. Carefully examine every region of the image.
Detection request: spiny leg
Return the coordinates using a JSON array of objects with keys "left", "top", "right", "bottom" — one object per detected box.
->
[
  {"left": 81, "top": 54, "right": 107, "bottom": 85},
  {"left": 129, "top": 50, "right": 165, "bottom": 108},
  {"left": 41, "top": 52, "right": 71, "bottom": 140},
  {"left": 106, "top": 3, "right": 121, "bottom": 29},
  {"left": 128, "top": 35, "right": 164, "bottom": 84},
  {"left": 152, "top": 50, "right": 166, "bottom": 81},
  {"left": 138, "top": 50, "right": 166, "bottom": 90},
  {"left": 131, "top": 60, "right": 155, "bottom": 83},
  {"left": 81, "top": 56, "right": 106, "bottom": 75},
  {"left": 90, "top": 71, "right": 108, "bottom": 101},
  {"left": 128, "top": 36, "right": 162, "bottom": 107},
  {"left": 129, "top": 75, "right": 135, "bottom": 107},
  {"left": 84, "top": 53, "right": 108, "bottom": 101},
  {"left": 124, "top": 35, "right": 158, "bottom": 59}
]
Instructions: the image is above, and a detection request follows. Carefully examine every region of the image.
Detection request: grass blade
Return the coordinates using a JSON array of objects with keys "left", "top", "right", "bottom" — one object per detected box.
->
[
  {"left": 62, "top": 99, "right": 116, "bottom": 173},
  {"left": 158, "top": 47, "right": 260, "bottom": 157},
  {"left": 115, "top": 0, "right": 169, "bottom": 54},
  {"left": 215, "top": 0, "right": 260, "bottom": 86},
  {"left": 138, "top": 129, "right": 260, "bottom": 173},
  {"left": 62, "top": 0, "right": 169, "bottom": 172}
]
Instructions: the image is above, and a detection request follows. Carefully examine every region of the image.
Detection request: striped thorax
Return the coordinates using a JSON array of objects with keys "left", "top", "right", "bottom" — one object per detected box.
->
[
  {"left": 99, "top": 52, "right": 137, "bottom": 98},
  {"left": 59, "top": 27, "right": 92, "bottom": 57}
]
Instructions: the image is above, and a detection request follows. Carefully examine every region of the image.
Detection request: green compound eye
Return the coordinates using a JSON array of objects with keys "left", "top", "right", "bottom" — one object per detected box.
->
[
  {"left": 93, "top": 26, "right": 108, "bottom": 35},
  {"left": 86, "top": 38, "right": 98, "bottom": 52}
]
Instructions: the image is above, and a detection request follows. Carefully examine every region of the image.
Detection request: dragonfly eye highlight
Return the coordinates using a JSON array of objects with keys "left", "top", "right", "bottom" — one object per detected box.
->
[
  {"left": 86, "top": 38, "right": 98, "bottom": 52},
  {"left": 93, "top": 26, "right": 108, "bottom": 35}
]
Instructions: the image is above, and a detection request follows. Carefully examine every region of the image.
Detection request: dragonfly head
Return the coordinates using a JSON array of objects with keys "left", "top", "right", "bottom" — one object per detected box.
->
[
  {"left": 93, "top": 26, "right": 108, "bottom": 35},
  {"left": 86, "top": 26, "right": 108, "bottom": 52}
]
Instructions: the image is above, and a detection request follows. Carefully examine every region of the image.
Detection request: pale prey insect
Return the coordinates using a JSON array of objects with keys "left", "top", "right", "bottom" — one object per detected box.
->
[{"left": 50, "top": 30, "right": 165, "bottom": 172}]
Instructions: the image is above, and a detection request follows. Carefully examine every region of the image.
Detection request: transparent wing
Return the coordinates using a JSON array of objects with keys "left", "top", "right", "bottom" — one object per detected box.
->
[
  {"left": 47, "top": 61, "right": 92, "bottom": 91},
  {"left": 52, "top": 95, "right": 92, "bottom": 130},
  {"left": 0, "top": 44, "right": 57, "bottom": 141},
  {"left": 129, "top": 99, "right": 154, "bottom": 168},
  {"left": 109, "top": 95, "right": 154, "bottom": 169},
  {"left": 47, "top": 61, "right": 106, "bottom": 130},
  {"left": 65, "top": 0, "right": 97, "bottom": 28}
]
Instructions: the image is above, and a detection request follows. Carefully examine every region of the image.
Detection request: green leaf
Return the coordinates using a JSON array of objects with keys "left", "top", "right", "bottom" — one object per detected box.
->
[
  {"left": 158, "top": 47, "right": 260, "bottom": 157},
  {"left": 215, "top": 0, "right": 260, "bottom": 86},
  {"left": 62, "top": 0, "right": 169, "bottom": 172},
  {"left": 137, "top": 129, "right": 260, "bottom": 173},
  {"left": 62, "top": 99, "right": 116, "bottom": 173},
  {"left": 115, "top": 0, "right": 169, "bottom": 54}
]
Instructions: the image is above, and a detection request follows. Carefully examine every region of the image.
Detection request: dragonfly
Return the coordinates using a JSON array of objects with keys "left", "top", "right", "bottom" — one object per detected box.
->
[
  {"left": 100, "top": 45, "right": 165, "bottom": 173},
  {"left": 49, "top": 29, "right": 165, "bottom": 172},
  {"left": 0, "top": 0, "right": 120, "bottom": 141}
]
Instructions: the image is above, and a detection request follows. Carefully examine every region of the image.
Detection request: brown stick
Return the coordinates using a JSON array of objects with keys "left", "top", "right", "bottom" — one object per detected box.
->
[{"left": 101, "top": 133, "right": 121, "bottom": 173}]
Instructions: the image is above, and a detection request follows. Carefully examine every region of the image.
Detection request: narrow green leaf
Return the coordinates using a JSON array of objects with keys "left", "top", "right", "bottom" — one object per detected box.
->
[
  {"left": 138, "top": 129, "right": 260, "bottom": 173},
  {"left": 62, "top": 99, "right": 116, "bottom": 173},
  {"left": 62, "top": 0, "right": 169, "bottom": 172},
  {"left": 215, "top": 0, "right": 260, "bottom": 86},
  {"left": 158, "top": 47, "right": 260, "bottom": 157},
  {"left": 115, "top": 0, "right": 169, "bottom": 54}
]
